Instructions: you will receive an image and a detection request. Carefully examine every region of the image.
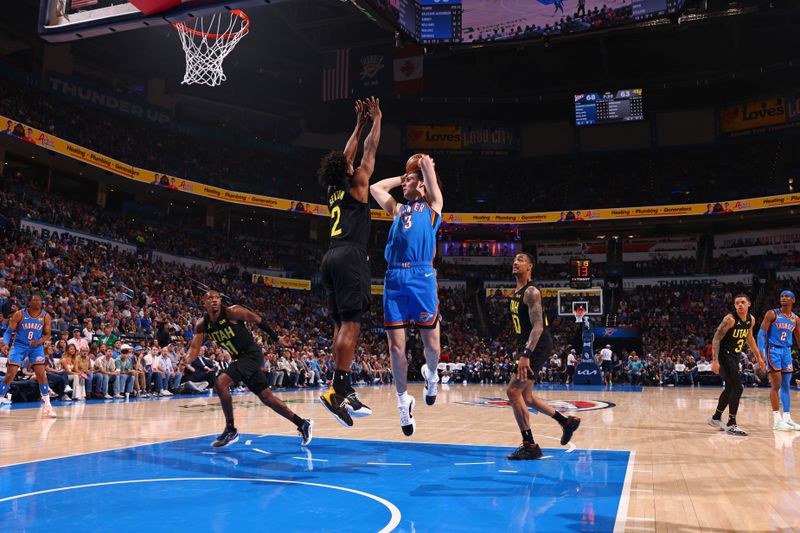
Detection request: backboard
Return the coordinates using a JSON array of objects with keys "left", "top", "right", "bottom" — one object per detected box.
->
[
  {"left": 556, "top": 287, "right": 603, "bottom": 317},
  {"left": 38, "top": 0, "right": 281, "bottom": 42}
]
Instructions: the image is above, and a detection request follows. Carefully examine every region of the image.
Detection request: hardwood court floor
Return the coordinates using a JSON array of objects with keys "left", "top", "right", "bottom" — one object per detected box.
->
[{"left": 1, "top": 383, "right": 799, "bottom": 532}]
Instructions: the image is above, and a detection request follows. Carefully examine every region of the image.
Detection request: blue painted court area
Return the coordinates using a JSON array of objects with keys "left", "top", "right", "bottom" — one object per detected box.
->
[{"left": 0, "top": 435, "right": 631, "bottom": 532}]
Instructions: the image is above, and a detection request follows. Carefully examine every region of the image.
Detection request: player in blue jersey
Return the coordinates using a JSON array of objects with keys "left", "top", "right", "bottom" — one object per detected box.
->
[
  {"left": 370, "top": 154, "right": 443, "bottom": 437},
  {"left": 758, "top": 290, "right": 800, "bottom": 431},
  {"left": 0, "top": 294, "right": 56, "bottom": 417}
]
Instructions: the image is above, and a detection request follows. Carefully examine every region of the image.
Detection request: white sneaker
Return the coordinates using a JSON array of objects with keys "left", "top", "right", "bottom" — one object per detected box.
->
[
  {"left": 398, "top": 395, "right": 416, "bottom": 437},
  {"left": 707, "top": 417, "right": 725, "bottom": 431},
  {"left": 774, "top": 420, "right": 793, "bottom": 431},
  {"left": 64, "top": 385, "right": 73, "bottom": 394},
  {"left": 421, "top": 365, "right": 439, "bottom": 406},
  {"left": 0, "top": 396, "right": 11, "bottom": 406},
  {"left": 41, "top": 404, "right": 57, "bottom": 418},
  {"left": 113, "top": 394, "right": 123, "bottom": 399},
  {"left": 161, "top": 390, "right": 173, "bottom": 396},
  {"left": 104, "top": 394, "right": 113, "bottom": 399},
  {"left": 784, "top": 418, "right": 800, "bottom": 431}
]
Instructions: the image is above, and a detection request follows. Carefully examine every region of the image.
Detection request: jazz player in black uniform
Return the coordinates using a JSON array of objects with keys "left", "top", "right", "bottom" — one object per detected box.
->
[
  {"left": 506, "top": 253, "right": 581, "bottom": 460},
  {"left": 186, "top": 290, "right": 313, "bottom": 448},
  {"left": 318, "top": 96, "right": 382, "bottom": 427},
  {"left": 708, "top": 294, "right": 766, "bottom": 436}
]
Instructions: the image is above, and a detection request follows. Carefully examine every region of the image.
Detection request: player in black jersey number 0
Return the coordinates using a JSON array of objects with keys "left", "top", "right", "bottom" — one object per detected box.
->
[
  {"left": 186, "top": 291, "right": 313, "bottom": 448},
  {"left": 506, "top": 253, "right": 580, "bottom": 460}
]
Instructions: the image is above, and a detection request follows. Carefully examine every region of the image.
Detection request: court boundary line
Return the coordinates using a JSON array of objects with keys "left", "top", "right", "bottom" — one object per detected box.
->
[
  {"left": 0, "top": 477, "right": 402, "bottom": 533},
  {"left": 0, "top": 433, "right": 217, "bottom": 469},
  {"left": 613, "top": 450, "right": 636, "bottom": 533}
]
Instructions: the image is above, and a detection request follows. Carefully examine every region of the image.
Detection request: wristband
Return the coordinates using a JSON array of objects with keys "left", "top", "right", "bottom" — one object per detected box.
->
[
  {"left": 521, "top": 348, "right": 533, "bottom": 359},
  {"left": 757, "top": 329, "right": 767, "bottom": 355}
]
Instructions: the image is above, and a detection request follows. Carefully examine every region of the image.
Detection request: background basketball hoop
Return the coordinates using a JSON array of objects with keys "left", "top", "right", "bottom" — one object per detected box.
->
[
  {"left": 173, "top": 9, "right": 249, "bottom": 87},
  {"left": 573, "top": 307, "right": 587, "bottom": 323}
]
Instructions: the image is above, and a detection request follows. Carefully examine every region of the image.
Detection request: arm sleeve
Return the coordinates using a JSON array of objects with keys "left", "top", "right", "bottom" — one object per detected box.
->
[
  {"left": 3, "top": 328, "right": 12, "bottom": 346},
  {"left": 757, "top": 329, "right": 767, "bottom": 354}
]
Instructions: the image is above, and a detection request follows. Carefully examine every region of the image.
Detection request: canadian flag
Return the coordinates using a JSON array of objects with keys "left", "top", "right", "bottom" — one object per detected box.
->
[{"left": 393, "top": 45, "right": 424, "bottom": 95}]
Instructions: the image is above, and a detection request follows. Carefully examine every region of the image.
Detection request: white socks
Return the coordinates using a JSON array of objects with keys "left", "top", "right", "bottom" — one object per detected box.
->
[
  {"left": 397, "top": 391, "right": 409, "bottom": 405},
  {"left": 783, "top": 412, "right": 793, "bottom": 422}
]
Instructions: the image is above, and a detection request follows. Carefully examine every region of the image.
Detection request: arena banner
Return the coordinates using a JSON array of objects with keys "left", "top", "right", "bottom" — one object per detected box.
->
[
  {"left": 486, "top": 286, "right": 568, "bottom": 298},
  {"left": 405, "top": 124, "right": 517, "bottom": 153},
  {"left": 405, "top": 125, "right": 462, "bottom": 151},
  {"left": 4, "top": 113, "right": 800, "bottom": 225},
  {"left": 623, "top": 273, "right": 751, "bottom": 289},
  {"left": 44, "top": 71, "right": 172, "bottom": 124},
  {"left": 252, "top": 274, "right": 311, "bottom": 291},
  {"left": 720, "top": 95, "right": 786, "bottom": 134},
  {"left": 20, "top": 218, "right": 137, "bottom": 253}
]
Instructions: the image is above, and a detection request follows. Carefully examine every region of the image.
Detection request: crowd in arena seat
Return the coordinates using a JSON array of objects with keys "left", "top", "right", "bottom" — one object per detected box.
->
[
  {"left": 464, "top": 4, "right": 634, "bottom": 44},
  {"left": 1, "top": 77, "right": 793, "bottom": 216},
  {"left": 1, "top": 212, "right": 798, "bottom": 402}
]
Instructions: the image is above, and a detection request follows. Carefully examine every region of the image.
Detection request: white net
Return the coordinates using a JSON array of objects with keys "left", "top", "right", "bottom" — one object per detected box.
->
[
  {"left": 573, "top": 308, "right": 587, "bottom": 323},
  {"left": 173, "top": 10, "right": 249, "bottom": 87}
]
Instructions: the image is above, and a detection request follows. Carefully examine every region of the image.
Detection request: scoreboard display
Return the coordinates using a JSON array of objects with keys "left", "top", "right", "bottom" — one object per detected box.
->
[
  {"left": 570, "top": 259, "right": 592, "bottom": 289},
  {"left": 416, "top": 0, "right": 462, "bottom": 44},
  {"left": 574, "top": 89, "right": 644, "bottom": 126}
]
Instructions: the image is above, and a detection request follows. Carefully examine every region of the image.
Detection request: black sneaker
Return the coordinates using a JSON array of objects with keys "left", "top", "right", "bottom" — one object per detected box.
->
[
  {"left": 507, "top": 442, "right": 543, "bottom": 460},
  {"left": 212, "top": 427, "right": 239, "bottom": 448},
  {"left": 298, "top": 419, "right": 314, "bottom": 446},
  {"left": 560, "top": 416, "right": 581, "bottom": 445},
  {"left": 725, "top": 424, "right": 747, "bottom": 436},
  {"left": 320, "top": 389, "right": 354, "bottom": 428},
  {"left": 345, "top": 392, "right": 373, "bottom": 417}
]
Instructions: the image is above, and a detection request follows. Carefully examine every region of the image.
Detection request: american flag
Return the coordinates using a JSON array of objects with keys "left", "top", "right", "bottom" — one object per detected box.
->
[{"left": 321, "top": 48, "right": 350, "bottom": 102}]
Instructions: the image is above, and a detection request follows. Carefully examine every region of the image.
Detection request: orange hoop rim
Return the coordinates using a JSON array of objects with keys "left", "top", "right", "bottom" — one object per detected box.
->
[
  {"left": 172, "top": 9, "right": 249, "bottom": 40},
  {"left": 573, "top": 308, "right": 587, "bottom": 321}
]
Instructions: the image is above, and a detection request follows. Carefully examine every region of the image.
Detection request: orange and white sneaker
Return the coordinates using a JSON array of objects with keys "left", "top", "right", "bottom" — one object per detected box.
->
[{"left": 41, "top": 404, "right": 57, "bottom": 419}]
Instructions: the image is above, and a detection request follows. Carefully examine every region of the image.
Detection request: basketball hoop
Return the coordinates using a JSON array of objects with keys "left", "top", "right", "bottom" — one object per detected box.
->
[
  {"left": 573, "top": 308, "right": 587, "bottom": 323},
  {"left": 173, "top": 9, "right": 249, "bottom": 87}
]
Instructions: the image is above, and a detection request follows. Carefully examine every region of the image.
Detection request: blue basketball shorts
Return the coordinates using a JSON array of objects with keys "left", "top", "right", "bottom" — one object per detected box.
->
[
  {"left": 383, "top": 266, "right": 440, "bottom": 329},
  {"left": 8, "top": 344, "right": 45, "bottom": 366}
]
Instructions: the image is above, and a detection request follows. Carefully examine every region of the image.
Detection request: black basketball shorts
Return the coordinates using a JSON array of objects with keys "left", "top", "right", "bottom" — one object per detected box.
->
[
  {"left": 518, "top": 338, "right": 552, "bottom": 380},
  {"left": 223, "top": 350, "right": 269, "bottom": 395},
  {"left": 321, "top": 244, "right": 371, "bottom": 323}
]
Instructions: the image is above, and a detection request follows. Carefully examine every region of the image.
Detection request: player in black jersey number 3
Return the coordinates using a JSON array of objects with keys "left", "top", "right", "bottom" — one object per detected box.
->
[
  {"left": 186, "top": 291, "right": 313, "bottom": 448},
  {"left": 318, "top": 97, "right": 381, "bottom": 427},
  {"left": 708, "top": 294, "right": 765, "bottom": 436},
  {"left": 506, "top": 253, "right": 580, "bottom": 460}
]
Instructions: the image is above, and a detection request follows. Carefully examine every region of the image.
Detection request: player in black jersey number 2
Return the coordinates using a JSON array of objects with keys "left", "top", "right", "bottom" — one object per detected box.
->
[
  {"left": 186, "top": 291, "right": 313, "bottom": 448},
  {"left": 506, "top": 253, "right": 580, "bottom": 460},
  {"left": 318, "top": 97, "right": 381, "bottom": 427},
  {"left": 708, "top": 294, "right": 765, "bottom": 436}
]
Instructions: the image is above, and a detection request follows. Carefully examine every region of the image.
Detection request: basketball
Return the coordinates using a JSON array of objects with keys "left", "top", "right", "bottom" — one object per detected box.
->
[{"left": 406, "top": 153, "right": 426, "bottom": 174}]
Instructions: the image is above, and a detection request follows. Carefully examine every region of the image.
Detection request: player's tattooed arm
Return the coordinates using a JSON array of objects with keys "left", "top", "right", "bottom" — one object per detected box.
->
[
  {"left": 711, "top": 314, "right": 734, "bottom": 361},
  {"left": 523, "top": 286, "right": 544, "bottom": 352}
]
